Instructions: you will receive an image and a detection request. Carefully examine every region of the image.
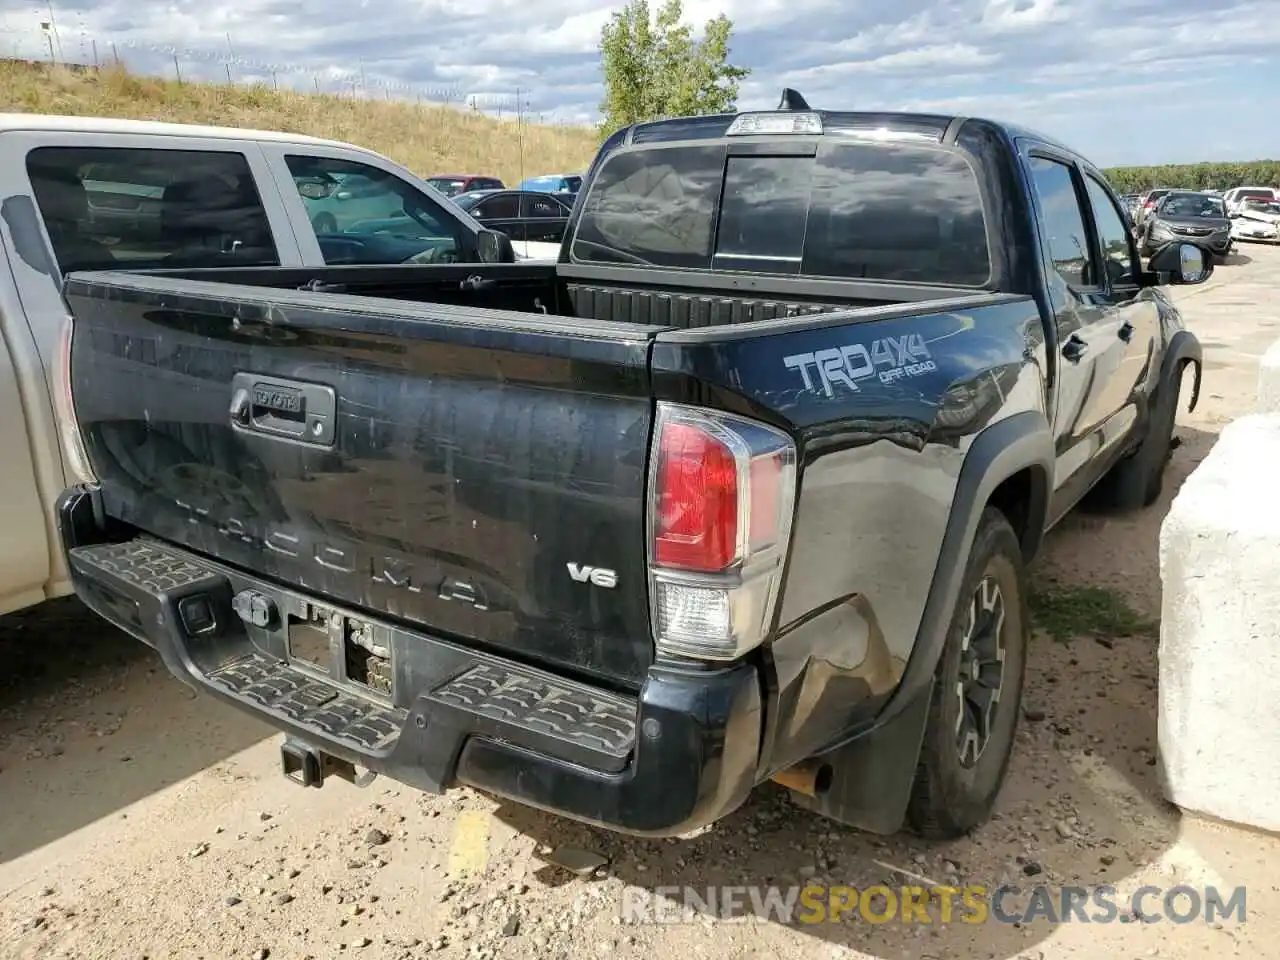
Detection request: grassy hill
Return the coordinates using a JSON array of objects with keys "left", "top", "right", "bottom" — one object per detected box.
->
[{"left": 0, "top": 60, "right": 601, "bottom": 184}]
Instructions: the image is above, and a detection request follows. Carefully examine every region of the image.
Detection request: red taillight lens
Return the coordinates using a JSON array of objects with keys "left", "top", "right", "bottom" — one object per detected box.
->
[
  {"left": 647, "top": 403, "right": 797, "bottom": 661},
  {"left": 654, "top": 421, "right": 738, "bottom": 571}
]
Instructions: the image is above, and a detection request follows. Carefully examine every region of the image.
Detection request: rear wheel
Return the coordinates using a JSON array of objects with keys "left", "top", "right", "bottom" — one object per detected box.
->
[{"left": 907, "top": 507, "right": 1029, "bottom": 839}]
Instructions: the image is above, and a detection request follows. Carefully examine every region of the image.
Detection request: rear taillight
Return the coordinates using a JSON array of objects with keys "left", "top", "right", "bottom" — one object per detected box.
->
[
  {"left": 53, "top": 313, "right": 97, "bottom": 486},
  {"left": 647, "top": 402, "right": 797, "bottom": 661}
]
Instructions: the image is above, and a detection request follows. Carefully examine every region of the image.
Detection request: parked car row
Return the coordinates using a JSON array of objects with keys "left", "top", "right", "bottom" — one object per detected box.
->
[
  {"left": 423, "top": 171, "right": 583, "bottom": 199},
  {"left": 1121, "top": 184, "right": 1280, "bottom": 259}
]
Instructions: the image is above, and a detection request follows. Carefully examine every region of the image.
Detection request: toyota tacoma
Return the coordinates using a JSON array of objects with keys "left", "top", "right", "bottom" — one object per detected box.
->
[{"left": 52, "top": 91, "right": 1206, "bottom": 840}]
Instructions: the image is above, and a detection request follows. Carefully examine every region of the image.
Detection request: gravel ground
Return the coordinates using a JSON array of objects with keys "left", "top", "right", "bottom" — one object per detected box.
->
[{"left": 4, "top": 245, "right": 1280, "bottom": 960}]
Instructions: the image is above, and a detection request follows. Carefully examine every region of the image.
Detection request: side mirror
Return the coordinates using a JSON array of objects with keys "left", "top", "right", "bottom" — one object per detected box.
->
[
  {"left": 1147, "top": 241, "right": 1213, "bottom": 285},
  {"left": 476, "top": 227, "right": 515, "bottom": 264},
  {"left": 297, "top": 180, "right": 335, "bottom": 200}
]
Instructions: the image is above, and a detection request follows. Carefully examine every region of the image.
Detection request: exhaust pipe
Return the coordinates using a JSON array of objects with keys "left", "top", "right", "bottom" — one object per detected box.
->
[{"left": 771, "top": 760, "right": 834, "bottom": 797}]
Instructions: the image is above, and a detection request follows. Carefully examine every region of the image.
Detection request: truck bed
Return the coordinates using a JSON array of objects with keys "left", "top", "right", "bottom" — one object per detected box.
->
[
  {"left": 62, "top": 265, "right": 1032, "bottom": 692},
  {"left": 144, "top": 261, "right": 995, "bottom": 329}
]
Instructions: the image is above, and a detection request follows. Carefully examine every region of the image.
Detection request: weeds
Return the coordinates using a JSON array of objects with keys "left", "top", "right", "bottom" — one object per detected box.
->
[{"left": 1029, "top": 585, "right": 1157, "bottom": 643}]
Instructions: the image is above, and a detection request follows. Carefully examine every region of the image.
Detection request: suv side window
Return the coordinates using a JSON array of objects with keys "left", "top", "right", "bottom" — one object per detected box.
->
[
  {"left": 26, "top": 146, "right": 279, "bottom": 273},
  {"left": 285, "top": 154, "right": 463, "bottom": 265},
  {"left": 1084, "top": 176, "right": 1136, "bottom": 287},
  {"left": 1027, "top": 156, "right": 1095, "bottom": 288},
  {"left": 475, "top": 194, "right": 519, "bottom": 219}
]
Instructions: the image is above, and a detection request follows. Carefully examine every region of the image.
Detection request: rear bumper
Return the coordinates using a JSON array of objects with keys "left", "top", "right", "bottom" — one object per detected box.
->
[{"left": 56, "top": 487, "right": 762, "bottom": 837}]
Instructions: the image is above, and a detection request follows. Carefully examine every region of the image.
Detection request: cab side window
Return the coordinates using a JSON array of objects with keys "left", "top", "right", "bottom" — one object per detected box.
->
[
  {"left": 1084, "top": 176, "right": 1137, "bottom": 287},
  {"left": 285, "top": 154, "right": 463, "bottom": 265},
  {"left": 1027, "top": 156, "right": 1095, "bottom": 289},
  {"left": 26, "top": 146, "right": 278, "bottom": 274}
]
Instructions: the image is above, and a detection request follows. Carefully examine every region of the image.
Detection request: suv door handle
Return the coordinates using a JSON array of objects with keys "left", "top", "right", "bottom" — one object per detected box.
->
[
  {"left": 1118, "top": 320, "right": 1134, "bottom": 343},
  {"left": 1062, "top": 334, "right": 1088, "bottom": 363}
]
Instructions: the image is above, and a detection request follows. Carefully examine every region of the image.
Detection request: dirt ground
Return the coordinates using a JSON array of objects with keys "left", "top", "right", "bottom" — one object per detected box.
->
[{"left": 5, "top": 245, "right": 1280, "bottom": 960}]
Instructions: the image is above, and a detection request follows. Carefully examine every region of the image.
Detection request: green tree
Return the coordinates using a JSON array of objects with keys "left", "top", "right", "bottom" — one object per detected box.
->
[
  {"left": 598, "top": 0, "right": 750, "bottom": 136},
  {"left": 1102, "top": 160, "right": 1280, "bottom": 193}
]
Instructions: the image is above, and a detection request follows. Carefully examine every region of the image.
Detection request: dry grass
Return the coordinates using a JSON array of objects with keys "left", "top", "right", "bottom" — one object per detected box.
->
[{"left": 0, "top": 60, "right": 601, "bottom": 184}]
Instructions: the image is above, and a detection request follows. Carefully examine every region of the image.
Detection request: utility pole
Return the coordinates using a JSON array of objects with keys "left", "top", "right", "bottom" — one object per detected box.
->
[
  {"left": 515, "top": 87, "right": 526, "bottom": 187},
  {"left": 45, "top": 1, "right": 64, "bottom": 62}
]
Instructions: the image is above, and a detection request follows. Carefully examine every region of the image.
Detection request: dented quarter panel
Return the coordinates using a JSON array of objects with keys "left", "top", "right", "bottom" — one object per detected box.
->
[{"left": 651, "top": 295, "right": 1048, "bottom": 767}]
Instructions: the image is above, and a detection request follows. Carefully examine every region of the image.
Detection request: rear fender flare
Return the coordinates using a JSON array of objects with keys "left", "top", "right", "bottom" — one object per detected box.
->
[{"left": 877, "top": 410, "right": 1053, "bottom": 729}]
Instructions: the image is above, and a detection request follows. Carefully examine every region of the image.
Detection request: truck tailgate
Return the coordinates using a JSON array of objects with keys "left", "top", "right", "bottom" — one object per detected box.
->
[{"left": 63, "top": 273, "right": 660, "bottom": 688}]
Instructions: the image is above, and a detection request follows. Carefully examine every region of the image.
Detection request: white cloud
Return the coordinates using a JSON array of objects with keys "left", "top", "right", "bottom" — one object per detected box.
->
[
  {"left": 980, "top": 0, "right": 1069, "bottom": 33},
  {"left": 0, "top": 0, "right": 1274, "bottom": 163}
]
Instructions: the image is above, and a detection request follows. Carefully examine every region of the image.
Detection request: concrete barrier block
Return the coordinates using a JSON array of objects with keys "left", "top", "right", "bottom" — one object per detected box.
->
[
  {"left": 1158, "top": 413, "right": 1280, "bottom": 830},
  {"left": 1257, "top": 339, "right": 1280, "bottom": 413}
]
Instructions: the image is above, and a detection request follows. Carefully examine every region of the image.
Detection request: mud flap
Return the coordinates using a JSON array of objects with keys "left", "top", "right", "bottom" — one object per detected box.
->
[{"left": 784, "top": 677, "right": 934, "bottom": 834}]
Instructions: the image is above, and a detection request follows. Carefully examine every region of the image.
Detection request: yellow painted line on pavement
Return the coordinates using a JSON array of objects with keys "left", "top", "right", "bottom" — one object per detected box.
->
[{"left": 447, "top": 809, "right": 492, "bottom": 876}]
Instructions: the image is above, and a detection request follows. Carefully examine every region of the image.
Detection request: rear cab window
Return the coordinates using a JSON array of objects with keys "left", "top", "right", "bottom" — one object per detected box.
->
[
  {"left": 570, "top": 140, "right": 991, "bottom": 286},
  {"left": 25, "top": 146, "right": 279, "bottom": 274}
]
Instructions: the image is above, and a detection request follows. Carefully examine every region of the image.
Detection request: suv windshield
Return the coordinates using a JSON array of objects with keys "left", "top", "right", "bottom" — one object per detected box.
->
[
  {"left": 570, "top": 141, "right": 991, "bottom": 285},
  {"left": 1243, "top": 200, "right": 1280, "bottom": 214},
  {"left": 1160, "top": 194, "right": 1225, "bottom": 218}
]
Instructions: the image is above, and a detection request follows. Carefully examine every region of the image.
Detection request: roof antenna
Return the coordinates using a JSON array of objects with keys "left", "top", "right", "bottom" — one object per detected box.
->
[{"left": 777, "top": 88, "right": 811, "bottom": 111}]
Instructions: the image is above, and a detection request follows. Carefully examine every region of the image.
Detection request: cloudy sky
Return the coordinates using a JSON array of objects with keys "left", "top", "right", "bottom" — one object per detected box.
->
[{"left": 1, "top": 0, "right": 1276, "bottom": 166}]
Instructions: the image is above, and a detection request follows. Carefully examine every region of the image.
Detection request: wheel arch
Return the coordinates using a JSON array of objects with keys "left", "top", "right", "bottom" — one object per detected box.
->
[{"left": 777, "top": 412, "right": 1054, "bottom": 834}]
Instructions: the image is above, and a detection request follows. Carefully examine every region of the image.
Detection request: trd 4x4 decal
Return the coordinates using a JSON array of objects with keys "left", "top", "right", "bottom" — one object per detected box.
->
[{"left": 783, "top": 333, "right": 938, "bottom": 397}]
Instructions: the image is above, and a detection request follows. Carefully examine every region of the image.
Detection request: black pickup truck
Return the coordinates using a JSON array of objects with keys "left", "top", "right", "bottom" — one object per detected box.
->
[{"left": 53, "top": 90, "right": 1207, "bottom": 841}]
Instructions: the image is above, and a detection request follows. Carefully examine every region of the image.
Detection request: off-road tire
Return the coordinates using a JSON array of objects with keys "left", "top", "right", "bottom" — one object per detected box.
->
[
  {"left": 906, "top": 507, "right": 1029, "bottom": 840},
  {"left": 1093, "top": 373, "right": 1181, "bottom": 511}
]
